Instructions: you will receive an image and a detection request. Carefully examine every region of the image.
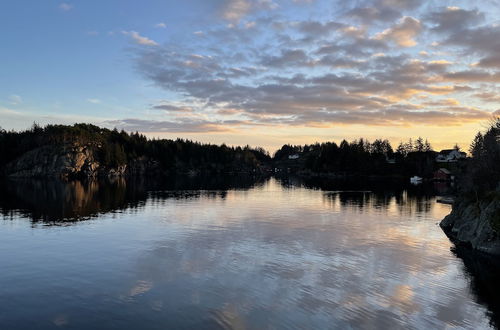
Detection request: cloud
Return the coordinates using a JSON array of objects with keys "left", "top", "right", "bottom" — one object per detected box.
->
[
  {"left": 9, "top": 94, "right": 23, "bottom": 105},
  {"left": 122, "top": 31, "right": 158, "bottom": 46},
  {"left": 137, "top": 52, "right": 486, "bottom": 126},
  {"left": 477, "top": 56, "right": 500, "bottom": 68},
  {"left": 474, "top": 92, "right": 500, "bottom": 103},
  {"left": 221, "top": 0, "right": 277, "bottom": 22},
  {"left": 87, "top": 98, "right": 101, "bottom": 104},
  {"left": 374, "top": 16, "right": 421, "bottom": 47},
  {"left": 421, "top": 98, "right": 460, "bottom": 107},
  {"left": 347, "top": 7, "right": 401, "bottom": 24},
  {"left": 122, "top": 2, "right": 497, "bottom": 131},
  {"left": 295, "top": 20, "right": 344, "bottom": 37},
  {"left": 132, "top": 29, "right": 492, "bottom": 127},
  {"left": 222, "top": 0, "right": 252, "bottom": 21},
  {"left": 59, "top": 3, "right": 73, "bottom": 11},
  {"left": 155, "top": 23, "right": 167, "bottom": 29},
  {"left": 443, "top": 70, "right": 500, "bottom": 82},
  {"left": 262, "top": 49, "right": 309, "bottom": 67},
  {"left": 377, "top": 0, "right": 420, "bottom": 9},
  {"left": 441, "top": 24, "right": 500, "bottom": 68},
  {"left": 104, "top": 118, "right": 239, "bottom": 133},
  {"left": 152, "top": 103, "right": 194, "bottom": 112},
  {"left": 427, "top": 7, "right": 484, "bottom": 33}
]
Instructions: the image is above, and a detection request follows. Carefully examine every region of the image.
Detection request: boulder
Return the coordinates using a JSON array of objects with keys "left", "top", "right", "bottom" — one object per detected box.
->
[{"left": 440, "top": 197, "right": 500, "bottom": 255}]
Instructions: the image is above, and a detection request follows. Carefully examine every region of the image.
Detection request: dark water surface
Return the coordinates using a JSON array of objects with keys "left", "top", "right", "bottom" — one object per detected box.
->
[{"left": 0, "top": 176, "right": 498, "bottom": 329}]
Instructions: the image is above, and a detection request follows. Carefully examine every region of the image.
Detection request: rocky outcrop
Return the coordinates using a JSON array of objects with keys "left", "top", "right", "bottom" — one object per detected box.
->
[
  {"left": 440, "top": 197, "right": 500, "bottom": 255},
  {"left": 2, "top": 144, "right": 158, "bottom": 178},
  {"left": 4, "top": 144, "right": 101, "bottom": 178}
]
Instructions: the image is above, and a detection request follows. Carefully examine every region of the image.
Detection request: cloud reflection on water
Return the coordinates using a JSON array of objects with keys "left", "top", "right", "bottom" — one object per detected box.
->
[{"left": 0, "top": 176, "right": 496, "bottom": 329}]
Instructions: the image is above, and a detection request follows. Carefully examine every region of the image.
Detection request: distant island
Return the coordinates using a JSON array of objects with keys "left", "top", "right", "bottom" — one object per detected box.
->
[{"left": 0, "top": 123, "right": 466, "bottom": 180}]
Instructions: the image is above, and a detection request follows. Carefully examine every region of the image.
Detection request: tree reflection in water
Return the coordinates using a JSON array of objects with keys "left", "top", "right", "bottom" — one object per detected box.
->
[{"left": 1, "top": 175, "right": 496, "bottom": 328}]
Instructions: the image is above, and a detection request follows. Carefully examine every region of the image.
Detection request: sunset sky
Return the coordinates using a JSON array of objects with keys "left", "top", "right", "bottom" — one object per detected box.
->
[{"left": 1, "top": 0, "right": 500, "bottom": 151}]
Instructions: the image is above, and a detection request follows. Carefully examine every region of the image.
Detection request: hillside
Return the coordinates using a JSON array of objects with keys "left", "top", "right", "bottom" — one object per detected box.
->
[{"left": 0, "top": 124, "right": 270, "bottom": 178}]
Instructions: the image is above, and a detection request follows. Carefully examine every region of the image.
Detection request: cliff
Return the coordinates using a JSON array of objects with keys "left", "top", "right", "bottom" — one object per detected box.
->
[
  {"left": 440, "top": 196, "right": 500, "bottom": 255},
  {"left": 3, "top": 144, "right": 159, "bottom": 178}
]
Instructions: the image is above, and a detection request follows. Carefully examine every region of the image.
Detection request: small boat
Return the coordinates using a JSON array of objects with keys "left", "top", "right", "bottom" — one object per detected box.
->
[{"left": 410, "top": 176, "right": 423, "bottom": 184}]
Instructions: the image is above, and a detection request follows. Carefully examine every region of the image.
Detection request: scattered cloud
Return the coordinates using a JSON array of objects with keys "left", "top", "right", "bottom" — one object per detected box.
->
[
  {"left": 8, "top": 94, "right": 23, "bottom": 105},
  {"left": 474, "top": 92, "right": 500, "bottom": 103},
  {"left": 428, "top": 6, "right": 484, "bottom": 33},
  {"left": 221, "top": 0, "right": 277, "bottom": 22},
  {"left": 347, "top": 6, "right": 400, "bottom": 24},
  {"left": 59, "top": 3, "right": 73, "bottom": 11},
  {"left": 222, "top": 0, "right": 253, "bottom": 21},
  {"left": 374, "top": 16, "right": 422, "bottom": 47},
  {"left": 104, "top": 118, "right": 237, "bottom": 133},
  {"left": 125, "top": 1, "right": 500, "bottom": 132},
  {"left": 122, "top": 31, "right": 158, "bottom": 46},
  {"left": 442, "top": 24, "right": 500, "bottom": 65},
  {"left": 22, "top": 1, "right": 500, "bottom": 136},
  {"left": 152, "top": 103, "right": 194, "bottom": 112}
]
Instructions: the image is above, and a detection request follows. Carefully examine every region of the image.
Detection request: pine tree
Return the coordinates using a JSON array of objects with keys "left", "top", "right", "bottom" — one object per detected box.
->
[
  {"left": 415, "top": 137, "right": 424, "bottom": 152},
  {"left": 424, "top": 139, "right": 432, "bottom": 152},
  {"left": 469, "top": 132, "right": 484, "bottom": 159}
]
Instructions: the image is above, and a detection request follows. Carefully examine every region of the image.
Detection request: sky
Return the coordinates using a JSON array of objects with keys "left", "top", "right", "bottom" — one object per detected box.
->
[{"left": 1, "top": 0, "right": 500, "bottom": 152}]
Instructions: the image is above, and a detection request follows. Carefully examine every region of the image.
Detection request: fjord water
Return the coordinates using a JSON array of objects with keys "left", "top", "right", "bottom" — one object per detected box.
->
[{"left": 0, "top": 177, "right": 498, "bottom": 329}]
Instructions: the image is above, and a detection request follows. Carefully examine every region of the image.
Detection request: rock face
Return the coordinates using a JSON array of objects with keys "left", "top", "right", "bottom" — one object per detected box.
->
[
  {"left": 5, "top": 145, "right": 100, "bottom": 178},
  {"left": 3, "top": 144, "right": 158, "bottom": 178},
  {"left": 440, "top": 197, "right": 500, "bottom": 255}
]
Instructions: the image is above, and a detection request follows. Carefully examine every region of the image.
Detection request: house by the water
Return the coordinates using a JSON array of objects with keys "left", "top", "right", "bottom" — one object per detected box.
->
[{"left": 434, "top": 168, "right": 453, "bottom": 181}]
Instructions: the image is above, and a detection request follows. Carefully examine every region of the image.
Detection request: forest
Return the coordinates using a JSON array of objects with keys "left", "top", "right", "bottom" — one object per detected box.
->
[
  {"left": 273, "top": 137, "right": 441, "bottom": 177},
  {"left": 0, "top": 123, "right": 270, "bottom": 174},
  {"left": 462, "top": 119, "right": 500, "bottom": 196},
  {"left": 0, "top": 122, "right": 468, "bottom": 178}
]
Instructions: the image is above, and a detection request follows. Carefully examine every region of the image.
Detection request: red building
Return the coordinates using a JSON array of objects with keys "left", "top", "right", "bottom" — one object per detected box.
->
[{"left": 433, "top": 168, "right": 452, "bottom": 181}]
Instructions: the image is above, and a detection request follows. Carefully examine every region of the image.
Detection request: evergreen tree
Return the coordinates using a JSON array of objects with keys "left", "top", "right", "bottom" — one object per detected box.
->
[{"left": 415, "top": 137, "right": 424, "bottom": 152}]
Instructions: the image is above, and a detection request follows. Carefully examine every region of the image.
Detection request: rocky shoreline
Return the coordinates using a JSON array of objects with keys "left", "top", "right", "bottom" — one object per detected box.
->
[
  {"left": 440, "top": 196, "right": 500, "bottom": 256},
  {"left": 3, "top": 144, "right": 161, "bottom": 179}
]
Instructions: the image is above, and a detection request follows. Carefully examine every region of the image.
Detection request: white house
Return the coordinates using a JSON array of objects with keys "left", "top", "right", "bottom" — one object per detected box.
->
[
  {"left": 436, "top": 149, "right": 466, "bottom": 163},
  {"left": 288, "top": 154, "right": 300, "bottom": 160}
]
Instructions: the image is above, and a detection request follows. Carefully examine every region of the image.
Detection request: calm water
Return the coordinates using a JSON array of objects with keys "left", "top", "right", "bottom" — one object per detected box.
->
[{"left": 0, "top": 176, "right": 499, "bottom": 329}]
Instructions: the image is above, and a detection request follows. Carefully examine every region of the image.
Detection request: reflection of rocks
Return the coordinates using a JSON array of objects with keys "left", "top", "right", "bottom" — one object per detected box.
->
[
  {"left": 452, "top": 246, "right": 500, "bottom": 328},
  {"left": 0, "top": 175, "right": 267, "bottom": 224},
  {"left": 0, "top": 178, "right": 147, "bottom": 223}
]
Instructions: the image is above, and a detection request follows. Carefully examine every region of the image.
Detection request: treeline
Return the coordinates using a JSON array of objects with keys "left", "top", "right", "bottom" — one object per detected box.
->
[
  {"left": 464, "top": 119, "right": 500, "bottom": 196},
  {"left": 0, "top": 122, "right": 469, "bottom": 178},
  {"left": 0, "top": 123, "right": 270, "bottom": 173},
  {"left": 273, "top": 137, "right": 438, "bottom": 177}
]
